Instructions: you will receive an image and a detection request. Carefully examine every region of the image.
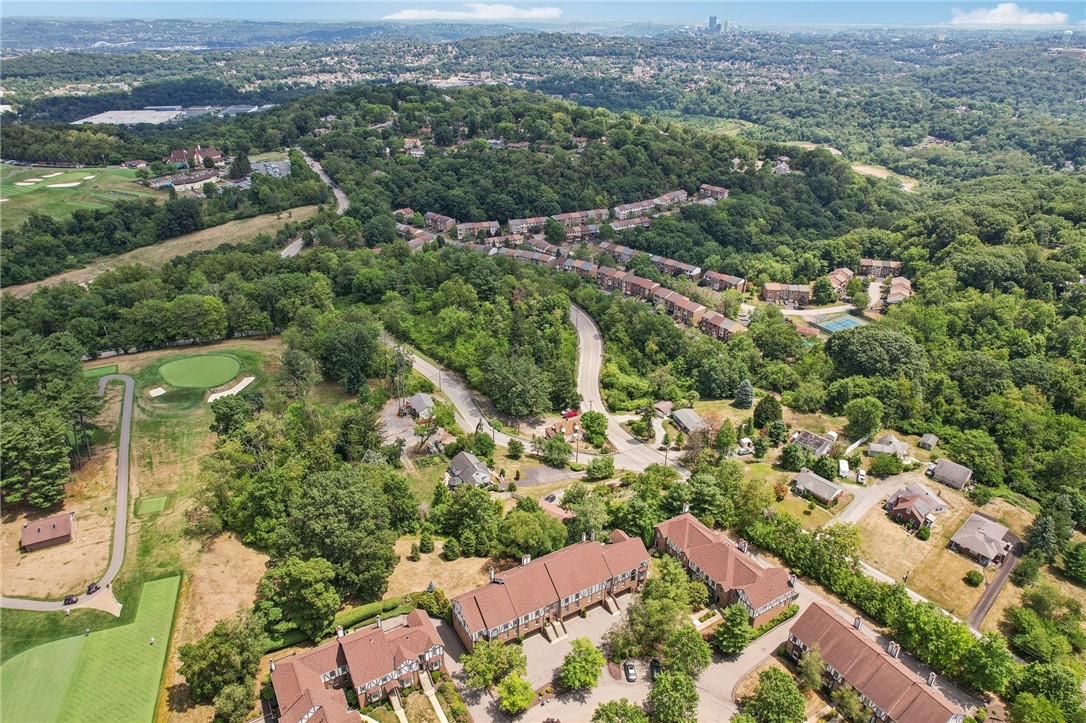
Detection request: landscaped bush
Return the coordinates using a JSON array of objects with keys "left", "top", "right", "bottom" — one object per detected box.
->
[
  {"left": 752, "top": 604, "right": 800, "bottom": 639},
  {"left": 868, "top": 454, "right": 903, "bottom": 478},
  {"left": 917, "top": 525, "right": 931, "bottom": 541},
  {"left": 965, "top": 570, "right": 984, "bottom": 587}
]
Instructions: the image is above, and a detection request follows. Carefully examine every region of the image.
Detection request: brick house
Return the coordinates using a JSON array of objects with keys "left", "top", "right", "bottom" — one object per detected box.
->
[
  {"left": 270, "top": 610, "right": 445, "bottom": 719},
  {"left": 651, "top": 255, "right": 702, "bottom": 282},
  {"left": 826, "top": 267, "right": 855, "bottom": 296},
  {"left": 451, "top": 532, "right": 650, "bottom": 650},
  {"left": 949, "top": 514, "right": 1013, "bottom": 566},
  {"left": 597, "top": 266, "right": 626, "bottom": 291},
  {"left": 672, "top": 296, "right": 707, "bottom": 326},
  {"left": 859, "top": 258, "right": 903, "bottom": 278},
  {"left": 654, "top": 513, "right": 798, "bottom": 627},
  {"left": 700, "top": 311, "right": 743, "bottom": 341},
  {"left": 455, "top": 221, "right": 500, "bottom": 240},
  {"left": 598, "top": 242, "right": 636, "bottom": 266},
  {"left": 423, "top": 212, "right": 456, "bottom": 233},
  {"left": 786, "top": 604, "right": 965, "bottom": 723},
  {"left": 702, "top": 271, "right": 747, "bottom": 293},
  {"left": 622, "top": 274, "right": 660, "bottom": 299},
  {"left": 761, "top": 282, "right": 811, "bottom": 305},
  {"left": 699, "top": 184, "right": 730, "bottom": 200}
]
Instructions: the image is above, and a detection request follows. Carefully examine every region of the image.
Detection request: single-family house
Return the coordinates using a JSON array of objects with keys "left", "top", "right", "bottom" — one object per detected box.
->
[
  {"left": 654, "top": 401, "right": 674, "bottom": 418},
  {"left": 20, "top": 512, "right": 76, "bottom": 553},
  {"left": 886, "top": 484, "right": 947, "bottom": 528},
  {"left": 270, "top": 609, "right": 444, "bottom": 717},
  {"left": 446, "top": 451, "right": 491, "bottom": 489},
  {"left": 786, "top": 604, "right": 966, "bottom": 723},
  {"left": 868, "top": 433, "right": 910, "bottom": 459},
  {"left": 654, "top": 513, "right": 798, "bottom": 627},
  {"left": 789, "top": 429, "right": 834, "bottom": 457},
  {"left": 671, "top": 408, "right": 707, "bottom": 434},
  {"left": 545, "top": 418, "right": 581, "bottom": 443},
  {"left": 761, "top": 283, "right": 811, "bottom": 306},
  {"left": 451, "top": 533, "right": 650, "bottom": 650},
  {"left": 949, "top": 514, "right": 1013, "bottom": 566},
  {"left": 538, "top": 499, "right": 574, "bottom": 522},
  {"left": 702, "top": 271, "right": 747, "bottom": 293},
  {"left": 791, "top": 468, "right": 844, "bottom": 505},
  {"left": 919, "top": 434, "right": 938, "bottom": 451},
  {"left": 860, "top": 258, "right": 903, "bottom": 278},
  {"left": 404, "top": 393, "right": 435, "bottom": 420},
  {"left": 931, "top": 459, "right": 973, "bottom": 490}
]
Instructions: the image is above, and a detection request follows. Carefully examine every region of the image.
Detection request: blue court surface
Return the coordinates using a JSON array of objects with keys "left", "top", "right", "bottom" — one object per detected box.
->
[{"left": 814, "top": 316, "right": 865, "bottom": 334}]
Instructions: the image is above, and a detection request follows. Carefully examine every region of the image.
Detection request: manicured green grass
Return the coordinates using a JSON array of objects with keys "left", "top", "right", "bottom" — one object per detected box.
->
[
  {"left": 0, "top": 166, "right": 157, "bottom": 230},
  {"left": 0, "top": 576, "right": 180, "bottom": 723},
  {"left": 137, "top": 496, "right": 168, "bottom": 515},
  {"left": 158, "top": 354, "right": 241, "bottom": 389},
  {"left": 83, "top": 364, "right": 118, "bottom": 379}
]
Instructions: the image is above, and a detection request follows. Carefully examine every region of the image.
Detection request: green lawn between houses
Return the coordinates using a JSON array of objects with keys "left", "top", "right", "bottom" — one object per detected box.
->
[{"left": 0, "top": 576, "right": 181, "bottom": 723}]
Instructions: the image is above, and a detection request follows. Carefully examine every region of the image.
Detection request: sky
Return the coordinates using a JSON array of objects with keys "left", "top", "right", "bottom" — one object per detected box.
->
[{"left": 3, "top": 1, "right": 1084, "bottom": 27}]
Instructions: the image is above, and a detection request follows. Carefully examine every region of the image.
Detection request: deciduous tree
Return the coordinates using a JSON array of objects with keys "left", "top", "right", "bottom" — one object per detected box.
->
[{"left": 560, "top": 637, "right": 606, "bottom": 690}]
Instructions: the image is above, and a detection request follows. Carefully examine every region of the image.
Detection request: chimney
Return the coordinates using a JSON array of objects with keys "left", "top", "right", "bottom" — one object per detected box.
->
[
  {"left": 590, "top": 530, "right": 596, "bottom": 541},
  {"left": 581, "top": 532, "right": 587, "bottom": 543},
  {"left": 336, "top": 625, "right": 345, "bottom": 638},
  {"left": 788, "top": 573, "right": 797, "bottom": 588},
  {"left": 521, "top": 554, "right": 531, "bottom": 566},
  {"left": 853, "top": 616, "right": 862, "bottom": 630},
  {"left": 927, "top": 672, "right": 937, "bottom": 686},
  {"left": 489, "top": 567, "right": 495, "bottom": 582},
  {"left": 738, "top": 539, "right": 748, "bottom": 553},
  {"left": 270, "top": 661, "right": 276, "bottom": 672},
  {"left": 681, "top": 502, "right": 690, "bottom": 514},
  {"left": 375, "top": 615, "right": 381, "bottom": 630}
]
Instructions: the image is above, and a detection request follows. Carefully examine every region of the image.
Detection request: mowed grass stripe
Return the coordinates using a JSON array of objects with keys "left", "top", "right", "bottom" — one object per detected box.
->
[
  {"left": 0, "top": 635, "right": 85, "bottom": 723},
  {"left": 158, "top": 355, "right": 240, "bottom": 389},
  {"left": 0, "top": 577, "right": 181, "bottom": 723}
]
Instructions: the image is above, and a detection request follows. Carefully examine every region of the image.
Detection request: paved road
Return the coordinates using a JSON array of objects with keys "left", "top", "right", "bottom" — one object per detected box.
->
[
  {"left": 298, "top": 149, "right": 349, "bottom": 214},
  {"left": 968, "top": 536, "right": 1023, "bottom": 630},
  {"left": 1, "top": 374, "right": 133, "bottom": 613},
  {"left": 569, "top": 304, "right": 677, "bottom": 473},
  {"left": 279, "top": 238, "right": 305, "bottom": 257}
]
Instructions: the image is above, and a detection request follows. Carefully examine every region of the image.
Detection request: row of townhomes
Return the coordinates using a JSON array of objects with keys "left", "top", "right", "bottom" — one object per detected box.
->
[
  {"left": 787, "top": 603, "right": 966, "bottom": 723},
  {"left": 760, "top": 258, "right": 910, "bottom": 306},
  {"left": 270, "top": 610, "right": 445, "bottom": 723},
  {"left": 451, "top": 530, "right": 650, "bottom": 651},
  {"left": 653, "top": 512, "right": 799, "bottom": 626}
]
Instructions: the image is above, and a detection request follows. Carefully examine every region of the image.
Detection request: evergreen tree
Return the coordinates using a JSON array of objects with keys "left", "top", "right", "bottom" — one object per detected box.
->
[
  {"left": 753, "top": 394, "right": 783, "bottom": 429},
  {"left": 735, "top": 380, "right": 754, "bottom": 408}
]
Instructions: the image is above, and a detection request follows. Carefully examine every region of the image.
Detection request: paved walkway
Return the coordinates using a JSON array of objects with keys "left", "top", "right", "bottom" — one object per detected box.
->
[{"left": 1, "top": 374, "right": 133, "bottom": 615}]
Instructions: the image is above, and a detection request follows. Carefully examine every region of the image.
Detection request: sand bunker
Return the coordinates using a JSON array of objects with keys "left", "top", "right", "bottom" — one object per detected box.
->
[
  {"left": 43, "top": 171, "right": 65, "bottom": 178},
  {"left": 14, "top": 180, "right": 40, "bottom": 186},
  {"left": 207, "top": 376, "right": 256, "bottom": 403},
  {"left": 82, "top": 175, "right": 96, "bottom": 180},
  {"left": 0, "top": 198, "right": 7, "bottom": 203},
  {"left": 148, "top": 387, "right": 167, "bottom": 398},
  {"left": 47, "top": 182, "right": 82, "bottom": 188}
]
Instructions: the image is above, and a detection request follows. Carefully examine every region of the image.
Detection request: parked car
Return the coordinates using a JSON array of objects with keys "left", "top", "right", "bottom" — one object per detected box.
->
[
  {"left": 925, "top": 467, "right": 935, "bottom": 478},
  {"left": 856, "top": 470, "right": 867, "bottom": 484},
  {"left": 544, "top": 494, "right": 558, "bottom": 503},
  {"left": 649, "top": 659, "right": 662, "bottom": 682},
  {"left": 86, "top": 583, "right": 100, "bottom": 595},
  {"left": 63, "top": 595, "right": 77, "bottom": 605},
  {"left": 561, "top": 408, "right": 579, "bottom": 419},
  {"left": 623, "top": 660, "right": 637, "bottom": 682}
]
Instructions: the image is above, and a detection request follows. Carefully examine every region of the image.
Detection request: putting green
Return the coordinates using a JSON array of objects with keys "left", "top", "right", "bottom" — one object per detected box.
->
[
  {"left": 158, "top": 355, "right": 240, "bottom": 389},
  {"left": 137, "top": 496, "right": 168, "bottom": 515},
  {"left": 0, "top": 576, "right": 180, "bottom": 723}
]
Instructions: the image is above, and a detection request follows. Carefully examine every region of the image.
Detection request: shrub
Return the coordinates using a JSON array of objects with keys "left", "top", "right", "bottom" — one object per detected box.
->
[
  {"left": 585, "top": 455, "right": 615, "bottom": 480},
  {"left": 917, "top": 525, "right": 931, "bottom": 541},
  {"left": 869, "top": 454, "right": 903, "bottom": 478},
  {"left": 443, "top": 538, "right": 461, "bottom": 560},
  {"left": 965, "top": 570, "right": 984, "bottom": 587},
  {"left": 408, "top": 542, "right": 421, "bottom": 561},
  {"left": 507, "top": 439, "right": 524, "bottom": 459},
  {"left": 569, "top": 462, "right": 586, "bottom": 472}
]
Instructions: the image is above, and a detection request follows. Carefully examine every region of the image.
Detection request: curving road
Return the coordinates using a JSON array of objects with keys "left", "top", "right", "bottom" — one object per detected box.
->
[
  {"left": 298, "top": 149, "right": 349, "bottom": 215},
  {"left": 1, "top": 375, "right": 133, "bottom": 613},
  {"left": 569, "top": 304, "right": 679, "bottom": 473}
]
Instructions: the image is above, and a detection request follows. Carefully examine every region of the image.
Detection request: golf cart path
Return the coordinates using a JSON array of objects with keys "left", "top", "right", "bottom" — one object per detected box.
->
[{"left": 0, "top": 375, "right": 132, "bottom": 615}]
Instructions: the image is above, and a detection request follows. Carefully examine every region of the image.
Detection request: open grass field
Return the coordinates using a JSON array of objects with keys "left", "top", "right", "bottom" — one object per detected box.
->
[
  {"left": 3, "top": 205, "right": 320, "bottom": 298},
  {"left": 158, "top": 354, "right": 241, "bottom": 389},
  {"left": 0, "top": 576, "right": 180, "bottom": 723},
  {"left": 0, "top": 166, "right": 157, "bottom": 230},
  {"left": 83, "top": 364, "right": 119, "bottom": 379}
]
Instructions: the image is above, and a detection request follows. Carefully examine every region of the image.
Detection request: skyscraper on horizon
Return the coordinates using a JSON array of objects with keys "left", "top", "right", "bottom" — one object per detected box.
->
[{"left": 708, "top": 15, "right": 720, "bottom": 33}]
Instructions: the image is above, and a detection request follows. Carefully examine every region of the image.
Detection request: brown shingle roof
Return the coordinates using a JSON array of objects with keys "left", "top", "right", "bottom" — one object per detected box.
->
[
  {"left": 20, "top": 512, "right": 73, "bottom": 548},
  {"left": 341, "top": 610, "right": 442, "bottom": 688},
  {"left": 790, "top": 604, "right": 963, "bottom": 723}
]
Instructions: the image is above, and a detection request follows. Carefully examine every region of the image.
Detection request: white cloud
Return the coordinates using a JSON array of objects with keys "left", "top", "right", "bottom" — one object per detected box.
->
[
  {"left": 950, "top": 3, "right": 1068, "bottom": 25},
  {"left": 383, "top": 3, "right": 562, "bottom": 21}
]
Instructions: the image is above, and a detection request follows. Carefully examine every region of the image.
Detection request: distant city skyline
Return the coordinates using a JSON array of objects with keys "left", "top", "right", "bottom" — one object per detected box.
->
[{"left": 3, "top": 1, "right": 1084, "bottom": 27}]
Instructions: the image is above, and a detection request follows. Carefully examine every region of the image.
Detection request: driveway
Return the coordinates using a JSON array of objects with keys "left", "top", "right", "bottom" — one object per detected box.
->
[
  {"left": 1, "top": 374, "right": 133, "bottom": 615},
  {"left": 968, "top": 535, "right": 1023, "bottom": 630},
  {"left": 866, "top": 279, "right": 884, "bottom": 309},
  {"left": 833, "top": 471, "right": 916, "bottom": 526}
]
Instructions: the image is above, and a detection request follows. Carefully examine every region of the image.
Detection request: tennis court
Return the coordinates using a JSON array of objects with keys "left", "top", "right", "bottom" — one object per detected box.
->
[{"left": 814, "top": 316, "right": 866, "bottom": 334}]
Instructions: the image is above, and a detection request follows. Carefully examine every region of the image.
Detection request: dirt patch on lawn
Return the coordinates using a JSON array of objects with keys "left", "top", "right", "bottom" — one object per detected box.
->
[
  {"left": 0, "top": 390, "right": 123, "bottom": 598},
  {"left": 385, "top": 537, "right": 497, "bottom": 599}
]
